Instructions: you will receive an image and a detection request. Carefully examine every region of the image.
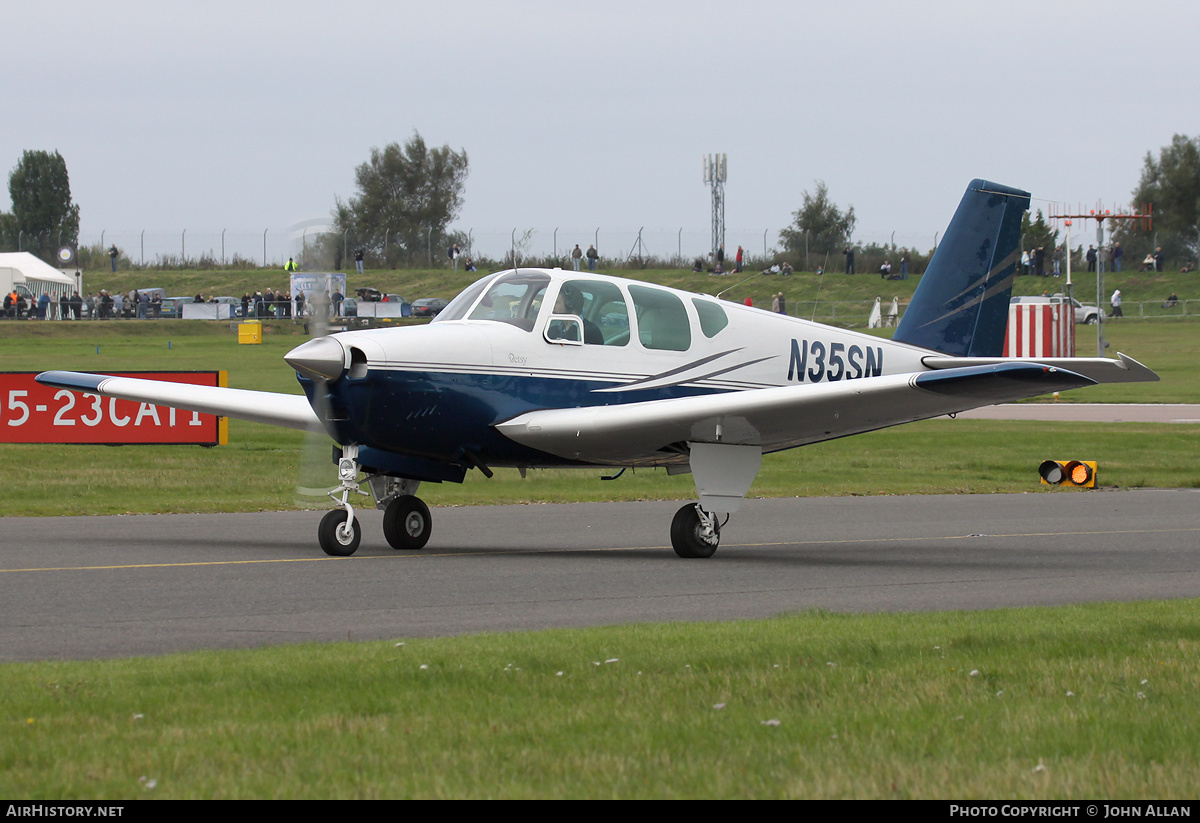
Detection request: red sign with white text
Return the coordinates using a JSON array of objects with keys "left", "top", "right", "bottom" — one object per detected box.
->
[{"left": 0, "top": 372, "right": 228, "bottom": 445}]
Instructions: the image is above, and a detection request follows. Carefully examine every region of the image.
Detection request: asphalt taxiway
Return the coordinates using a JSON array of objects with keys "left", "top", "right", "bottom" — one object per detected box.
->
[{"left": 2, "top": 489, "right": 1197, "bottom": 661}]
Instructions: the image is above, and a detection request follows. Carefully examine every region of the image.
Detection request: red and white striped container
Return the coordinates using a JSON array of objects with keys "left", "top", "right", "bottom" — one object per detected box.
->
[{"left": 1002, "top": 302, "right": 1075, "bottom": 357}]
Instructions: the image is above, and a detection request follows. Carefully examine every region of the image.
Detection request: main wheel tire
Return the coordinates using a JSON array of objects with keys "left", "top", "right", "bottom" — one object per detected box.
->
[
  {"left": 383, "top": 495, "right": 432, "bottom": 550},
  {"left": 670, "top": 503, "right": 720, "bottom": 558},
  {"left": 319, "top": 509, "right": 361, "bottom": 556}
]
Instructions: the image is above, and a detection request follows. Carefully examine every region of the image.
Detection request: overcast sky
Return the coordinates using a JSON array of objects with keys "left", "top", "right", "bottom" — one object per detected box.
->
[{"left": 4, "top": 0, "right": 1197, "bottom": 263}]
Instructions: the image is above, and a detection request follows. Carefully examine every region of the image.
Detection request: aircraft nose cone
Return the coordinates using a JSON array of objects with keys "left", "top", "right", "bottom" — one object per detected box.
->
[{"left": 285, "top": 336, "right": 347, "bottom": 381}]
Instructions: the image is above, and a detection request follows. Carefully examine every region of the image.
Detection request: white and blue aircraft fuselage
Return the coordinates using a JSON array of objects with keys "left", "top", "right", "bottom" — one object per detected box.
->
[{"left": 37, "top": 180, "right": 1157, "bottom": 557}]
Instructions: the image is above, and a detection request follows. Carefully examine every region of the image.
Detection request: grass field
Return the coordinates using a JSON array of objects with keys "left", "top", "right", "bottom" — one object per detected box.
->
[{"left": 4, "top": 601, "right": 1198, "bottom": 799}]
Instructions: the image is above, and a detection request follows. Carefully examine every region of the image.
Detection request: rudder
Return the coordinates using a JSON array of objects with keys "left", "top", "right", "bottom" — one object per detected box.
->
[{"left": 893, "top": 179, "right": 1030, "bottom": 356}]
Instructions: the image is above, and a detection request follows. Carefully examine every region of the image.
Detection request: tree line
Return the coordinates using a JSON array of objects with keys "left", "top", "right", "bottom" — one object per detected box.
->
[{"left": 5, "top": 135, "right": 1199, "bottom": 272}]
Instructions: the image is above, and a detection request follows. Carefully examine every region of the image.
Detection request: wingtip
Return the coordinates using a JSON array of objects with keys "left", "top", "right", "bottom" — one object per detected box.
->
[
  {"left": 35, "top": 370, "right": 108, "bottom": 392},
  {"left": 1115, "top": 352, "right": 1160, "bottom": 382}
]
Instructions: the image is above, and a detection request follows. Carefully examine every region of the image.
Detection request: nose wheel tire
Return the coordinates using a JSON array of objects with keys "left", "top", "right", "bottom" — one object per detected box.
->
[
  {"left": 319, "top": 509, "right": 361, "bottom": 556},
  {"left": 671, "top": 503, "right": 720, "bottom": 558},
  {"left": 383, "top": 495, "right": 432, "bottom": 550}
]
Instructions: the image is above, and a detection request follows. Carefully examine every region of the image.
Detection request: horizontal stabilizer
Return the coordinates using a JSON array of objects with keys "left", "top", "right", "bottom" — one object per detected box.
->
[
  {"left": 921, "top": 352, "right": 1159, "bottom": 384},
  {"left": 496, "top": 363, "right": 1093, "bottom": 466},
  {"left": 35, "top": 371, "right": 324, "bottom": 433}
]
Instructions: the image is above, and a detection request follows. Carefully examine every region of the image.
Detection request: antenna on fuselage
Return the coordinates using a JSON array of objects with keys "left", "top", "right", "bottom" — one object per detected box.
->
[{"left": 715, "top": 268, "right": 770, "bottom": 301}]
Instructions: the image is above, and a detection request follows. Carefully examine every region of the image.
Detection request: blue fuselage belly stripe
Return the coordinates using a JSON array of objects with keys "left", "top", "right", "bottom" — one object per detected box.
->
[{"left": 300, "top": 369, "right": 729, "bottom": 467}]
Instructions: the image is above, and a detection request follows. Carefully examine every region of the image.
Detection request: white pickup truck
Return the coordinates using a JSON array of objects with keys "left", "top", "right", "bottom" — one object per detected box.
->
[{"left": 1010, "top": 294, "right": 1100, "bottom": 325}]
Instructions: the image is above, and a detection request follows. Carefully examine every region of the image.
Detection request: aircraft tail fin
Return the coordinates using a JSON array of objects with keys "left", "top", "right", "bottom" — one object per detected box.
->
[{"left": 893, "top": 179, "right": 1030, "bottom": 357}]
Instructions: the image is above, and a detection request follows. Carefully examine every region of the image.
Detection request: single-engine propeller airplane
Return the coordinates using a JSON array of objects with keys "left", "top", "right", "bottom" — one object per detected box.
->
[{"left": 37, "top": 180, "right": 1157, "bottom": 558}]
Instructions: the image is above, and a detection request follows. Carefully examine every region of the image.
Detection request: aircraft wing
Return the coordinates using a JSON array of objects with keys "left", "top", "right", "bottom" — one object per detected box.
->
[
  {"left": 495, "top": 363, "right": 1096, "bottom": 465},
  {"left": 921, "top": 352, "right": 1159, "bottom": 383},
  {"left": 35, "top": 370, "right": 324, "bottom": 433}
]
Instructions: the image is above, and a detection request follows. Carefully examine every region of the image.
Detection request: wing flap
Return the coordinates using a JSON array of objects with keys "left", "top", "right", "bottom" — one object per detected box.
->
[
  {"left": 35, "top": 371, "right": 324, "bottom": 433},
  {"left": 495, "top": 363, "right": 1094, "bottom": 465}
]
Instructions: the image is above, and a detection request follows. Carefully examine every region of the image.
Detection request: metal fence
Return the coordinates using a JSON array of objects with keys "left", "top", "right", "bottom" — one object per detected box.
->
[{"left": 72, "top": 226, "right": 942, "bottom": 269}]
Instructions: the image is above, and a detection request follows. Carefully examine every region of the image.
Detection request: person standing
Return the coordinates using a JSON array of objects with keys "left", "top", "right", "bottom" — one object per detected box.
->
[
  {"left": 1086, "top": 245, "right": 1097, "bottom": 272},
  {"left": 586, "top": 244, "right": 598, "bottom": 271},
  {"left": 108, "top": 245, "right": 119, "bottom": 272},
  {"left": 1155, "top": 247, "right": 1165, "bottom": 272},
  {"left": 285, "top": 257, "right": 298, "bottom": 272},
  {"left": 1112, "top": 242, "right": 1123, "bottom": 272},
  {"left": 354, "top": 248, "right": 364, "bottom": 274},
  {"left": 571, "top": 244, "right": 583, "bottom": 271},
  {"left": 735, "top": 245, "right": 744, "bottom": 273},
  {"left": 843, "top": 246, "right": 855, "bottom": 274},
  {"left": 900, "top": 249, "right": 910, "bottom": 279}
]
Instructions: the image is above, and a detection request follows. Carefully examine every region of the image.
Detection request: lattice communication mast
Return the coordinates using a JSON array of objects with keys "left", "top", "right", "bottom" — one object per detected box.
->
[{"left": 703, "top": 154, "right": 727, "bottom": 259}]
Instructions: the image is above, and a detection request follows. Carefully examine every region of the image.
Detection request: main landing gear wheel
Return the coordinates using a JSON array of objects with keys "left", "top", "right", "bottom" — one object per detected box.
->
[
  {"left": 319, "top": 509, "right": 361, "bottom": 556},
  {"left": 383, "top": 495, "right": 432, "bottom": 550},
  {"left": 671, "top": 503, "right": 720, "bottom": 558}
]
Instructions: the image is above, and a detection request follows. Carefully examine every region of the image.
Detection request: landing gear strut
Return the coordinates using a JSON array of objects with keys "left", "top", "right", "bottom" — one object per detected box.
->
[
  {"left": 319, "top": 444, "right": 369, "bottom": 557},
  {"left": 671, "top": 503, "right": 721, "bottom": 558}
]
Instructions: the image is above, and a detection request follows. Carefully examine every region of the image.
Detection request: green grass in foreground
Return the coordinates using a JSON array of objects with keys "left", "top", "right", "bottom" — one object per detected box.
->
[{"left": 3, "top": 601, "right": 1197, "bottom": 799}]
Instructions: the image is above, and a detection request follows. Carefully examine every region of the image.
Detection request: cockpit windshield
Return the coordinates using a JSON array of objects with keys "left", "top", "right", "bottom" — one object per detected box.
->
[
  {"left": 434, "top": 274, "right": 494, "bottom": 323},
  {"left": 465, "top": 271, "right": 551, "bottom": 331}
]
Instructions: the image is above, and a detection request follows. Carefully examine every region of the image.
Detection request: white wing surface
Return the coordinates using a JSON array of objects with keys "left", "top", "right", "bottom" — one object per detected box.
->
[
  {"left": 495, "top": 363, "right": 1097, "bottom": 465},
  {"left": 35, "top": 371, "right": 324, "bottom": 433}
]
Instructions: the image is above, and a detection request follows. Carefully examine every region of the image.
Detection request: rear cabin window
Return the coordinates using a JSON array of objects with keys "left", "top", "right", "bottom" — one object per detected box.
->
[
  {"left": 691, "top": 298, "right": 728, "bottom": 338},
  {"left": 629, "top": 285, "right": 691, "bottom": 351},
  {"left": 466, "top": 271, "right": 550, "bottom": 331}
]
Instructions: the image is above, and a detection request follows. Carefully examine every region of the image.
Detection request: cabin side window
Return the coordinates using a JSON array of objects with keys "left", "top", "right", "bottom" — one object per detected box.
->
[
  {"left": 545, "top": 279, "right": 630, "bottom": 346},
  {"left": 629, "top": 285, "right": 691, "bottom": 352}
]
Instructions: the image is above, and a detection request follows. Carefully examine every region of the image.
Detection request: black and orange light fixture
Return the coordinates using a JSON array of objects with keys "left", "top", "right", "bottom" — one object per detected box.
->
[{"left": 1039, "top": 460, "right": 1097, "bottom": 488}]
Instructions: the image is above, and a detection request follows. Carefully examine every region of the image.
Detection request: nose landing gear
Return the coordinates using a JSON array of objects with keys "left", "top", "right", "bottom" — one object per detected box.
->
[{"left": 317, "top": 444, "right": 432, "bottom": 556}]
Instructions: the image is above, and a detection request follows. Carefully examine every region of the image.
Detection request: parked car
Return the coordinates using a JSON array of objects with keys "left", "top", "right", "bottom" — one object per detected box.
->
[
  {"left": 1010, "top": 294, "right": 1099, "bottom": 325},
  {"left": 411, "top": 297, "right": 449, "bottom": 317},
  {"left": 159, "top": 297, "right": 189, "bottom": 319},
  {"left": 340, "top": 297, "right": 358, "bottom": 317}
]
